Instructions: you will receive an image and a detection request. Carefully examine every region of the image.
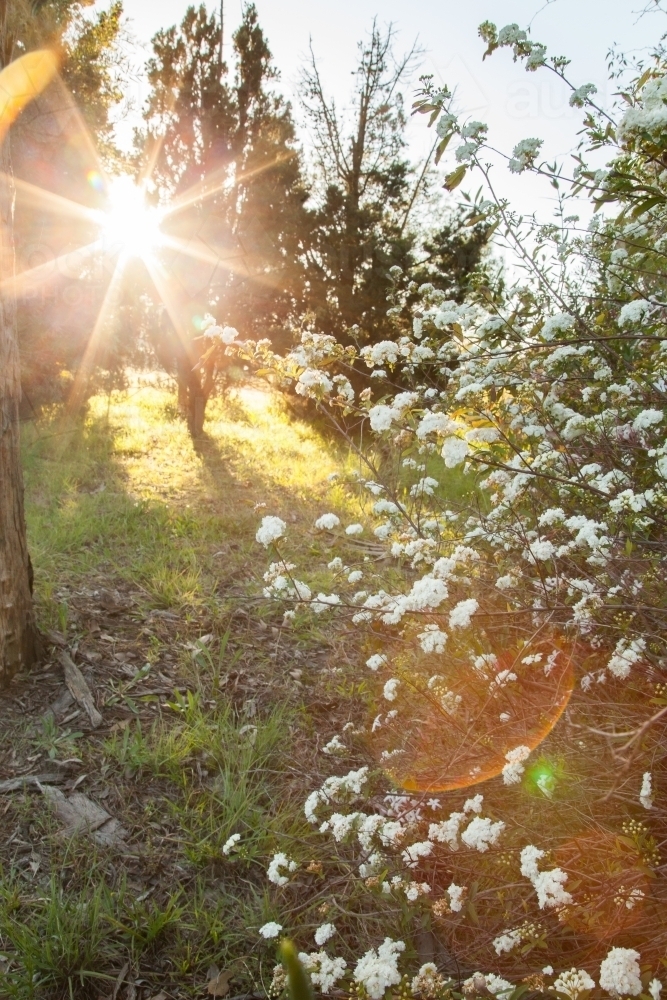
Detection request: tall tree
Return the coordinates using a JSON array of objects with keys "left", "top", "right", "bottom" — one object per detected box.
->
[
  {"left": 0, "top": 1, "right": 70, "bottom": 683},
  {"left": 142, "top": 3, "right": 310, "bottom": 434},
  {"left": 300, "top": 22, "right": 418, "bottom": 346},
  {"left": 0, "top": 0, "right": 122, "bottom": 683},
  {"left": 14, "top": 0, "right": 128, "bottom": 411},
  {"left": 301, "top": 24, "right": 496, "bottom": 354}
]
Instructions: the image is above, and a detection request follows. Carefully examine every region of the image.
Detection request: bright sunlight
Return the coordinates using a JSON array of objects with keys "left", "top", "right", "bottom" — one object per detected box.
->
[{"left": 101, "top": 176, "right": 163, "bottom": 259}]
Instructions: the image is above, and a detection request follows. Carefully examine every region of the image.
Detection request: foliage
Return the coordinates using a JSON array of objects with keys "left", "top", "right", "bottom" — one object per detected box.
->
[
  {"left": 141, "top": 3, "right": 310, "bottom": 430},
  {"left": 236, "top": 14, "right": 667, "bottom": 1000},
  {"left": 300, "top": 23, "right": 495, "bottom": 351},
  {"left": 10, "top": 1, "right": 129, "bottom": 409}
]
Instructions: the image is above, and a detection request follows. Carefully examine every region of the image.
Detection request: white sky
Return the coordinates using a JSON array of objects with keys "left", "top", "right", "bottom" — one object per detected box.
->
[{"left": 108, "top": 0, "right": 664, "bottom": 218}]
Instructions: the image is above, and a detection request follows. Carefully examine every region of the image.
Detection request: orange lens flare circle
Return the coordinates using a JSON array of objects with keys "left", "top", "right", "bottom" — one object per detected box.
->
[
  {"left": 376, "top": 640, "right": 574, "bottom": 793},
  {"left": 0, "top": 51, "right": 59, "bottom": 140}
]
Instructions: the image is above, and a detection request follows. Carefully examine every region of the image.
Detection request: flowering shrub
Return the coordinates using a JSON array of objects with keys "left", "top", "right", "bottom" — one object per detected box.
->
[{"left": 241, "top": 17, "right": 667, "bottom": 1000}]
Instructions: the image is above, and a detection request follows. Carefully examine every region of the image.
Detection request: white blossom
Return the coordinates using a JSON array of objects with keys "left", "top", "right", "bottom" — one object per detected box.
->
[
  {"left": 222, "top": 833, "right": 241, "bottom": 855},
  {"left": 299, "top": 951, "right": 348, "bottom": 993},
  {"left": 460, "top": 816, "right": 505, "bottom": 852},
  {"left": 493, "top": 928, "right": 522, "bottom": 956},
  {"left": 369, "top": 405, "right": 396, "bottom": 432},
  {"left": 314, "top": 922, "right": 337, "bottom": 946},
  {"left": 569, "top": 83, "right": 598, "bottom": 107},
  {"left": 353, "top": 939, "right": 405, "bottom": 999},
  {"left": 267, "top": 852, "right": 297, "bottom": 886},
  {"left": 383, "top": 678, "right": 400, "bottom": 701},
  {"left": 618, "top": 299, "right": 650, "bottom": 327},
  {"left": 520, "top": 844, "right": 571, "bottom": 909},
  {"left": 633, "top": 408, "right": 663, "bottom": 431},
  {"left": 509, "top": 137, "right": 543, "bottom": 172},
  {"left": 599, "top": 948, "right": 642, "bottom": 997},
  {"left": 442, "top": 436, "right": 470, "bottom": 467},
  {"left": 607, "top": 637, "right": 645, "bottom": 679},
  {"left": 259, "top": 921, "right": 283, "bottom": 939},
  {"left": 502, "top": 745, "right": 531, "bottom": 785},
  {"left": 315, "top": 513, "right": 341, "bottom": 531},
  {"left": 449, "top": 598, "right": 479, "bottom": 630},
  {"left": 552, "top": 969, "right": 595, "bottom": 999},
  {"left": 256, "top": 516, "right": 286, "bottom": 547},
  {"left": 418, "top": 625, "right": 448, "bottom": 654},
  {"left": 542, "top": 314, "right": 574, "bottom": 340},
  {"left": 322, "top": 735, "right": 346, "bottom": 756},
  {"left": 640, "top": 771, "right": 653, "bottom": 809},
  {"left": 447, "top": 882, "right": 467, "bottom": 912}
]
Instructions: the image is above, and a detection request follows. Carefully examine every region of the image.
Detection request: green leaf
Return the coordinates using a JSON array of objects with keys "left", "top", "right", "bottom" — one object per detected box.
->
[
  {"left": 444, "top": 165, "right": 467, "bottom": 191},
  {"left": 434, "top": 133, "right": 453, "bottom": 164},
  {"left": 632, "top": 196, "right": 664, "bottom": 218},
  {"left": 635, "top": 67, "right": 653, "bottom": 91},
  {"left": 281, "top": 940, "right": 313, "bottom": 1000}
]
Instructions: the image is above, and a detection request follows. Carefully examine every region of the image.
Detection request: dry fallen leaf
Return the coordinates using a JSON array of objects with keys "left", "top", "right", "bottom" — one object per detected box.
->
[{"left": 207, "top": 965, "right": 233, "bottom": 997}]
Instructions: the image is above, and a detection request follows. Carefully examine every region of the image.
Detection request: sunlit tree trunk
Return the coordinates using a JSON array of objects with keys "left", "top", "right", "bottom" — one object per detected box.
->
[{"left": 0, "top": 134, "right": 38, "bottom": 684}]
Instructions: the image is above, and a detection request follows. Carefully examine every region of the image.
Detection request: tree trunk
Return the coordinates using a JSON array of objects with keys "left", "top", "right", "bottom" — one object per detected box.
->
[
  {"left": 0, "top": 136, "right": 38, "bottom": 685},
  {"left": 176, "top": 345, "right": 212, "bottom": 438}
]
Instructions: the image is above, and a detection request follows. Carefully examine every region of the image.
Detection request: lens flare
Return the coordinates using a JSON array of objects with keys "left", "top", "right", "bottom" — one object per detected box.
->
[
  {"left": 0, "top": 50, "right": 59, "bottom": 140},
  {"left": 101, "top": 176, "right": 162, "bottom": 259},
  {"left": 87, "top": 170, "right": 104, "bottom": 192},
  {"left": 374, "top": 640, "right": 574, "bottom": 793}
]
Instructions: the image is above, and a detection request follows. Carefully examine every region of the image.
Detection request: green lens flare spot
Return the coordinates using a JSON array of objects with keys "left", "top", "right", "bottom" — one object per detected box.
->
[{"left": 527, "top": 761, "right": 557, "bottom": 798}]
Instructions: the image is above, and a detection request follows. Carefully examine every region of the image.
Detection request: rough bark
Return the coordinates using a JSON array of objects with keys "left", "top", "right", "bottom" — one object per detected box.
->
[
  {"left": 0, "top": 135, "right": 38, "bottom": 685},
  {"left": 176, "top": 344, "right": 218, "bottom": 438}
]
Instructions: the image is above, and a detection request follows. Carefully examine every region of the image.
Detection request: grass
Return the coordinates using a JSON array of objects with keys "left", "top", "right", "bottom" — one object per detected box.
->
[{"left": 0, "top": 382, "right": 473, "bottom": 999}]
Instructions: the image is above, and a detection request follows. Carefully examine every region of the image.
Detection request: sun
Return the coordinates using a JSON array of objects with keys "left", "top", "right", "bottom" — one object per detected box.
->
[{"left": 101, "top": 176, "right": 163, "bottom": 259}]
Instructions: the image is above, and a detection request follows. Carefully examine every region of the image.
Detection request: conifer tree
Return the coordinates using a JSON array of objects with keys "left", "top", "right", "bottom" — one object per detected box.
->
[
  {"left": 300, "top": 22, "right": 496, "bottom": 371},
  {"left": 142, "top": 3, "right": 310, "bottom": 434}
]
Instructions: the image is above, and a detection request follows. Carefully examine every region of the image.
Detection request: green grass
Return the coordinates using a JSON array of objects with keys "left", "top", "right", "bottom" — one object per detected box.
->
[{"left": 1, "top": 383, "right": 476, "bottom": 998}]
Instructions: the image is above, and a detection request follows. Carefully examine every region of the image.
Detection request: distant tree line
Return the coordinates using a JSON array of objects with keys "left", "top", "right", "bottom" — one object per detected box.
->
[{"left": 13, "top": 2, "right": 497, "bottom": 432}]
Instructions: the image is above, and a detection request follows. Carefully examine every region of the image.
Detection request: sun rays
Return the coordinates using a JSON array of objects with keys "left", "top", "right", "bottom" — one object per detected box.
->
[{"left": 7, "top": 66, "right": 291, "bottom": 411}]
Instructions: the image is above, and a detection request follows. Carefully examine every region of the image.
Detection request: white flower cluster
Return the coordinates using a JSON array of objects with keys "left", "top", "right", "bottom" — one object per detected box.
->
[
  {"left": 552, "top": 968, "right": 595, "bottom": 999},
  {"left": 222, "top": 833, "right": 241, "bottom": 855},
  {"left": 266, "top": 852, "right": 297, "bottom": 886},
  {"left": 501, "top": 745, "right": 531, "bottom": 785},
  {"left": 259, "top": 921, "right": 282, "bottom": 939},
  {"left": 299, "top": 951, "right": 348, "bottom": 993},
  {"left": 599, "top": 947, "right": 642, "bottom": 997},
  {"left": 353, "top": 938, "right": 405, "bottom": 999},
  {"left": 520, "top": 845, "right": 572, "bottom": 909},
  {"left": 304, "top": 767, "right": 370, "bottom": 823},
  {"left": 256, "top": 515, "right": 286, "bottom": 547}
]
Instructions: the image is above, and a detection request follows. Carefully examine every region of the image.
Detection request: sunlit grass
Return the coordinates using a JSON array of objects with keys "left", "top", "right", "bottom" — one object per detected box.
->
[{"left": 9, "top": 382, "right": 479, "bottom": 997}]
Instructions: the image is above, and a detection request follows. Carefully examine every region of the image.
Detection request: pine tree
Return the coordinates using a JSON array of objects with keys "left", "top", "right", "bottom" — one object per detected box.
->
[
  {"left": 300, "top": 22, "right": 418, "bottom": 346},
  {"left": 300, "top": 23, "right": 496, "bottom": 354},
  {"left": 142, "top": 3, "right": 310, "bottom": 435}
]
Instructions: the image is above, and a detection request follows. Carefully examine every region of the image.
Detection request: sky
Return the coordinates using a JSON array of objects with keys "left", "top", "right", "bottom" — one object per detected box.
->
[{"left": 108, "top": 0, "right": 664, "bottom": 218}]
